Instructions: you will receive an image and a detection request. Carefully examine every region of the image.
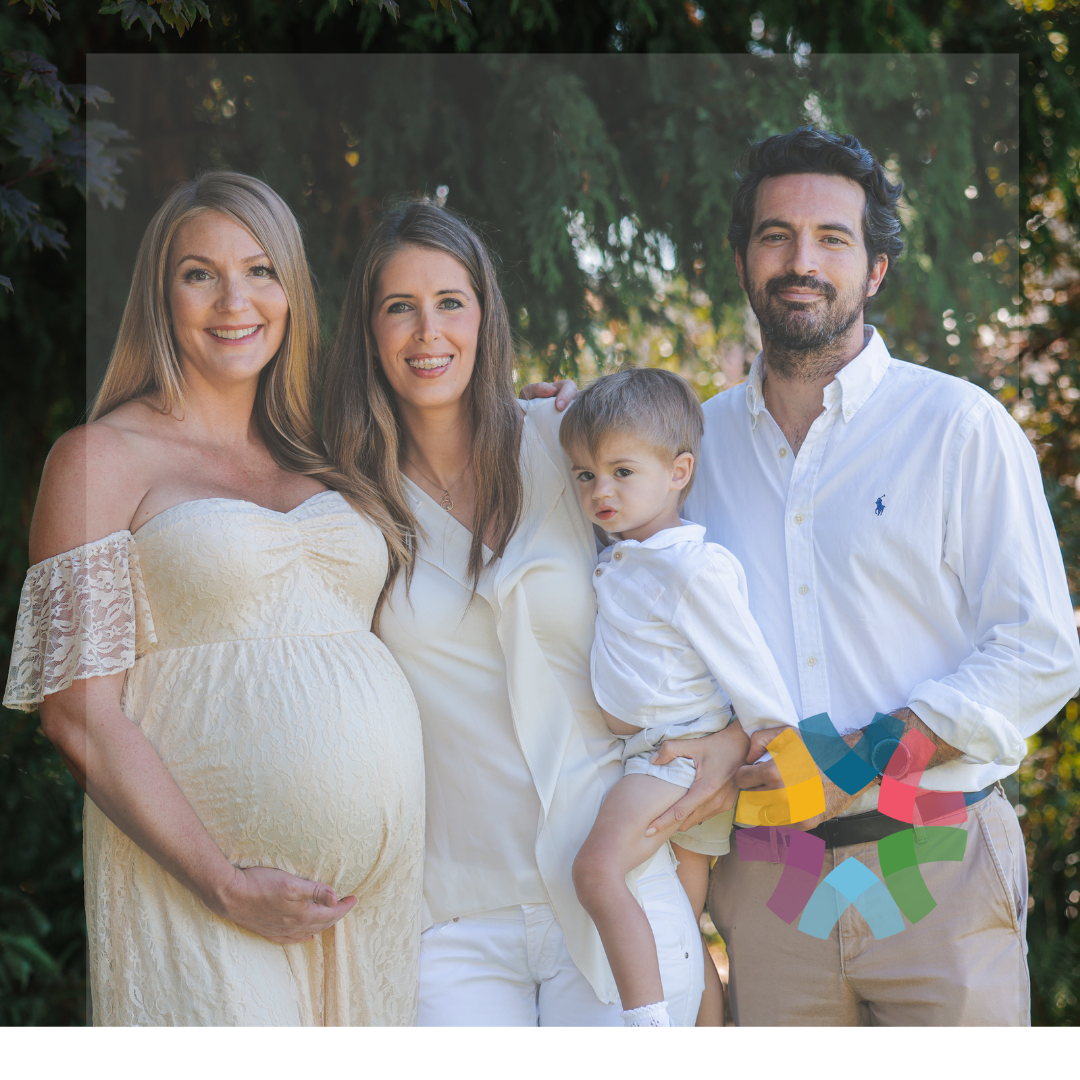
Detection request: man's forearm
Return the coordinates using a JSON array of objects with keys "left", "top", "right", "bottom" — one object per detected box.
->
[{"left": 891, "top": 706, "right": 964, "bottom": 770}]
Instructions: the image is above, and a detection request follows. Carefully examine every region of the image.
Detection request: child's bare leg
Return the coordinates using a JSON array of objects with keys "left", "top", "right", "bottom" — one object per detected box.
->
[
  {"left": 672, "top": 844, "right": 724, "bottom": 1026},
  {"left": 696, "top": 936, "right": 724, "bottom": 1026},
  {"left": 573, "top": 774, "right": 687, "bottom": 1011}
]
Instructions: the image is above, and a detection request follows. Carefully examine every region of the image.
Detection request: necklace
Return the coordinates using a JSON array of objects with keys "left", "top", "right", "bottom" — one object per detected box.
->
[{"left": 405, "top": 456, "right": 467, "bottom": 513}]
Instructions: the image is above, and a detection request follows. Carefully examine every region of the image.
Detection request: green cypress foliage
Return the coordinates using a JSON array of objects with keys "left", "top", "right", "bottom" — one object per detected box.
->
[{"left": 2, "top": 0, "right": 1078, "bottom": 1024}]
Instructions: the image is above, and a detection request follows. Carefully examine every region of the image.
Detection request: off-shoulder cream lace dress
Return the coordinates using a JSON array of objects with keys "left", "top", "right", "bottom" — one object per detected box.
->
[{"left": 3, "top": 491, "right": 425, "bottom": 1026}]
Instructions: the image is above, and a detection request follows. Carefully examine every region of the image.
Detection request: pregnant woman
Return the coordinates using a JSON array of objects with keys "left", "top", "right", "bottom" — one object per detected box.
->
[
  {"left": 322, "top": 200, "right": 750, "bottom": 1025},
  {"left": 2, "top": 172, "right": 425, "bottom": 1025}
]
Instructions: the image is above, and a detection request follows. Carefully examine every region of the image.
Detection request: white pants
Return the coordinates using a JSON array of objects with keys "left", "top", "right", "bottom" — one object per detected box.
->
[{"left": 418, "top": 865, "right": 704, "bottom": 1026}]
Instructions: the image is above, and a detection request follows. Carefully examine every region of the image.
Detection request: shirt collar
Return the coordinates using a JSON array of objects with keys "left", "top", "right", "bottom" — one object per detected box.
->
[
  {"left": 833, "top": 326, "right": 892, "bottom": 421},
  {"left": 745, "top": 354, "right": 768, "bottom": 429},
  {"left": 744, "top": 325, "right": 893, "bottom": 428},
  {"left": 608, "top": 520, "right": 705, "bottom": 551}
]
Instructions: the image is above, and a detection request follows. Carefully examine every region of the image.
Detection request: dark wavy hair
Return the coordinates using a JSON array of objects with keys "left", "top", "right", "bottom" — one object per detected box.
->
[
  {"left": 727, "top": 127, "right": 904, "bottom": 290},
  {"left": 322, "top": 199, "right": 522, "bottom": 600}
]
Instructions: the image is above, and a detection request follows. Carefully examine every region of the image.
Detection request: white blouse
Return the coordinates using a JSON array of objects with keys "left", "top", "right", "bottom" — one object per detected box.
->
[
  {"left": 378, "top": 399, "right": 671, "bottom": 1005},
  {"left": 380, "top": 481, "right": 549, "bottom": 918}
]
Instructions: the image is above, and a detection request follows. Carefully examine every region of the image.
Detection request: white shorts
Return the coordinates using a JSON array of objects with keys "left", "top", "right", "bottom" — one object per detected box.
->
[
  {"left": 620, "top": 716, "right": 734, "bottom": 858},
  {"left": 417, "top": 864, "right": 705, "bottom": 1026}
]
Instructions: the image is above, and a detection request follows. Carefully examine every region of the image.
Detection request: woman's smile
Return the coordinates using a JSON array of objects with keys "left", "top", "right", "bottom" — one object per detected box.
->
[
  {"left": 405, "top": 352, "right": 454, "bottom": 376},
  {"left": 167, "top": 210, "right": 289, "bottom": 388},
  {"left": 372, "top": 245, "right": 481, "bottom": 413},
  {"left": 205, "top": 323, "right": 263, "bottom": 344}
]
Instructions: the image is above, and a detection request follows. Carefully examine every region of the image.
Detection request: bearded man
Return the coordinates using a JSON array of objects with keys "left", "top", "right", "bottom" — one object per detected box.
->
[
  {"left": 662, "top": 127, "right": 1079, "bottom": 1025},
  {"left": 530, "top": 126, "right": 1079, "bottom": 1025}
]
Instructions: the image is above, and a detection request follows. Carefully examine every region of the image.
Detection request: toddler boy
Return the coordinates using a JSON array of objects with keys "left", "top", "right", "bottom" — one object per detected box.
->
[{"left": 561, "top": 368, "right": 799, "bottom": 1027}]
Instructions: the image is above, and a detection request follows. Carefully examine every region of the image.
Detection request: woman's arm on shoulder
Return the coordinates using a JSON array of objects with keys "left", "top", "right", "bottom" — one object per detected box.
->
[
  {"left": 519, "top": 378, "right": 578, "bottom": 411},
  {"left": 521, "top": 395, "right": 571, "bottom": 467},
  {"left": 519, "top": 394, "right": 564, "bottom": 424},
  {"left": 29, "top": 420, "right": 148, "bottom": 562}
]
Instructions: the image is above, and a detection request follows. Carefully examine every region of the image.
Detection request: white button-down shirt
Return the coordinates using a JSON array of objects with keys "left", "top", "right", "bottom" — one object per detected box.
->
[
  {"left": 684, "top": 327, "right": 1080, "bottom": 796},
  {"left": 591, "top": 523, "right": 798, "bottom": 735}
]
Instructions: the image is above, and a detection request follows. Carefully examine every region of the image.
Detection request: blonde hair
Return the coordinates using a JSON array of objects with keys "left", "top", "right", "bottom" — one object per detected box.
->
[
  {"left": 91, "top": 170, "right": 409, "bottom": 567},
  {"left": 558, "top": 368, "right": 703, "bottom": 502},
  {"left": 323, "top": 200, "right": 522, "bottom": 597}
]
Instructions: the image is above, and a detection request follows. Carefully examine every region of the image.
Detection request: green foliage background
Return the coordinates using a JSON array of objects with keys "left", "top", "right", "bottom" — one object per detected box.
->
[
  {"left": 85, "top": 52, "right": 1020, "bottom": 391},
  {"left": 2, "top": 0, "right": 1079, "bottom": 1025}
]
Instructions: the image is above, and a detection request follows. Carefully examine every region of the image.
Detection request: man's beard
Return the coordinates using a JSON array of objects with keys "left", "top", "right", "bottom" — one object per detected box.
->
[{"left": 746, "top": 270, "right": 871, "bottom": 381}]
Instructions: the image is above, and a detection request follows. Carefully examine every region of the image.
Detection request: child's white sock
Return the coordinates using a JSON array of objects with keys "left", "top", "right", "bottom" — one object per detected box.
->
[{"left": 621, "top": 1000, "right": 672, "bottom": 1027}]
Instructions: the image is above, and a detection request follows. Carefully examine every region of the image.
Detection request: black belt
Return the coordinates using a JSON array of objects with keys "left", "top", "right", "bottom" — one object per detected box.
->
[{"left": 805, "top": 784, "right": 997, "bottom": 849}]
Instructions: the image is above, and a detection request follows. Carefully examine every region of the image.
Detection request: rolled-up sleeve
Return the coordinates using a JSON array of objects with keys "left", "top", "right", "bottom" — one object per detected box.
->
[{"left": 907, "top": 398, "right": 1080, "bottom": 767}]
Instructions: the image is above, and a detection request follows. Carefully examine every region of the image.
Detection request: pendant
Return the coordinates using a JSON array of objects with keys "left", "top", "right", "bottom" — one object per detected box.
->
[{"left": 441, "top": 491, "right": 454, "bottom": 512}]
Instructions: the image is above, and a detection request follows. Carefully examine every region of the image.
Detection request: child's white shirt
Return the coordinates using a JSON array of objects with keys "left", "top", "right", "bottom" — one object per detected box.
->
[{"left": 590, "top": 521, "right": 799, "bottom": 736}]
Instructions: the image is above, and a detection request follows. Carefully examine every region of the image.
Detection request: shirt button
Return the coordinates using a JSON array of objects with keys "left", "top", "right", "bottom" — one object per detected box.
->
[
  {"left": 779, "top": 447, "right": 788, "bottom": 458},
  {"left": 844, "top": 407, "right": 853, "bottom": 418},
  {"left": 798, "top": 585, "right": 809, "bottom": 595},
  {"left": 595, "top": 568, "right": 603, "bottom": 576},
  {"left": 806, "top": 656, "right": 817, "bottom": 667},
  {"left": 794, "top": 514, "right": 804, "bottom": 525},
  {"left": 614, "top": 552, "right": 622, "bottom": 560}
]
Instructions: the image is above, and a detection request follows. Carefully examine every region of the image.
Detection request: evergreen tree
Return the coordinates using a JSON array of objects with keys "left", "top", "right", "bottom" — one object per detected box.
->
[{"left": 2, "top": 0, "right": 1077, "bottom": 1023}]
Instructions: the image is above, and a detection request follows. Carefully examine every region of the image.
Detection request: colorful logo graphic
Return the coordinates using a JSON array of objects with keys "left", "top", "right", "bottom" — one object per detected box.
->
[
  {"left": 798, "top": 854, "right": 905, "bottom": 939},
  {"left": 732, "top": 713, "right": 971, "bottom": 938},
  {"left": 877, "top": 728, "right": 968, "bottom": 827},
  {"left": 734, "top": 727, "right": 826, "bottom": 827},
  {"left": 735, "top": 826, "right": 826, "bottom": 924},
  {"left": 799, "top": 711, "right": 905, "bottom": 796},
  {"left": 877, "top": 825, "right": 967, "bottom": 922}
]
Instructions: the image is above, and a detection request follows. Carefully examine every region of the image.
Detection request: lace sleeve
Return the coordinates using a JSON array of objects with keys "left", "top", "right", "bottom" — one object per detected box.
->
[{"left": 3, "top": 531, "right": 157, "bottom": 712}]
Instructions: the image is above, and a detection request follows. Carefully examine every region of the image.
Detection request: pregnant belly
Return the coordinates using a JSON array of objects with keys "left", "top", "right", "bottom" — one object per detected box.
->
[{"left": 124, "top": 633, "right": 425, "bottom": 893}]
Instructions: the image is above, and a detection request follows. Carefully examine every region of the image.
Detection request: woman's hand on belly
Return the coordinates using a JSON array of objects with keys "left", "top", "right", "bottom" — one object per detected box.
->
[
  {"left": 218, "top": 866, "right": 358, "bottom": 944},
  {"left": 644, "top": 720, "right": 750, "bottom": 838}
]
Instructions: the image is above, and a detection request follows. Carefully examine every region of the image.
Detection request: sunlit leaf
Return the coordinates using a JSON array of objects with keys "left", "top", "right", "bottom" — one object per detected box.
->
[
  {"left": 86, "top": 120, "right": 137, "bottom": 209},
  {"left": 2, "top": 50, "right": 74, "bottom": 108},
  {"left": 0, "top": 188, "right": 38, "bottom": 226},
  {"left": 12, "top": 0, "right": 60, "bottom": 22},
  {"left": 98, "top": 1, "right": 166, "bottom": 38},
  {"left": 6, "top": 107, "right": 55, "bottom": 169},
  {"left": 67, "top": 85, "right": 115, "bottom": 110}
]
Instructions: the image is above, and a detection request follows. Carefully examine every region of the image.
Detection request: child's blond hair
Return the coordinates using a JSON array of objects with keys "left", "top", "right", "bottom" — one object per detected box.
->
[{"left": 558, "top": 368, "right": 704, "bottom": 503}]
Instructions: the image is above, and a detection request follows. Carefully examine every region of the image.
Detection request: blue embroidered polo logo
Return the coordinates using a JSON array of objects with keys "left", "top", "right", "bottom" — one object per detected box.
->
[{"left": 875, "top": 495, "right": 886, "bottom": 516}]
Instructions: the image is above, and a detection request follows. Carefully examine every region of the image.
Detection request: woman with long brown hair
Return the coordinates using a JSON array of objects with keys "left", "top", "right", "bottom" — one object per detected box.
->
[
  {"left": 322, "top": 200, "right": 749, "bottom": 1025},
  {"left": 3, "top": 172, "right": 425, "bottom": 1025}
]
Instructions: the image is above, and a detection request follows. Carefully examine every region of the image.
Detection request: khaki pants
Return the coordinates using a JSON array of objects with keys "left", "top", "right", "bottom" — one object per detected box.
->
[{"left": 708, "top": 787, "right": 1029, "bottom": 1025}]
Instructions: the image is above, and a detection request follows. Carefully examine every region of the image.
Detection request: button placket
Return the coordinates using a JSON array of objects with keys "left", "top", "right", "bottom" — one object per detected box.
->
[
  {"left": 762, "top": 406, "right": 794, "bottom": 471},
  {"left": 783, "top": 396, "right": 836, "bottom": 718}
]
